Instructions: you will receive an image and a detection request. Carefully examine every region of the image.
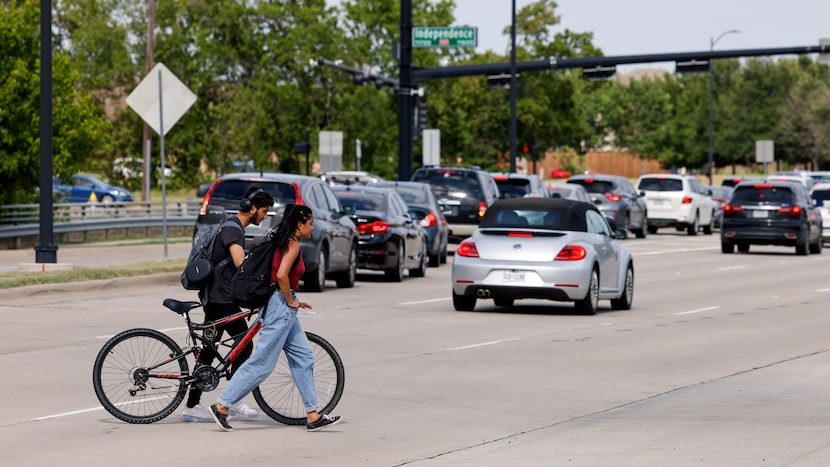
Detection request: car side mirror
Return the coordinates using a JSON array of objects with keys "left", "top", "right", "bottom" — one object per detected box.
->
[{"left": 342, "top": 205, "right": 355, "bottom": 216}]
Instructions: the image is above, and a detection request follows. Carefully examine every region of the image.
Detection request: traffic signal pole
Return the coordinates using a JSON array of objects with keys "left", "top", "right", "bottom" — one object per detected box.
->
[{"left": 398, "top": 0, "right": 414, "bottom": 182}]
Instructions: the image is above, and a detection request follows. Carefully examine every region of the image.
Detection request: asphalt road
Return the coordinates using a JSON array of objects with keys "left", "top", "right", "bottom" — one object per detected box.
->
[{"left": 1, "top": 232, "right": 830, "bottom": 466}]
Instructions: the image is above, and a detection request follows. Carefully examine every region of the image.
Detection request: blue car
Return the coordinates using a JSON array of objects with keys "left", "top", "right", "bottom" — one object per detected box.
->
[
  {"left": 53, "top": 174, "right": 134, "bottom": 203},
  {"left": 373, "top": 181, "right": 449, "bottom": 267}
]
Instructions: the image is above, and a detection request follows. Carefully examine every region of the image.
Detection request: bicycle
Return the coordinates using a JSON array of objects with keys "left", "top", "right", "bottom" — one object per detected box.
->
[{"left": 92, "top": 298, "right": 345, "bottom": 425}]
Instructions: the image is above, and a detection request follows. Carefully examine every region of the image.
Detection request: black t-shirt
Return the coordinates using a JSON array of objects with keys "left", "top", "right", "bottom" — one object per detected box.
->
[{"left": 204, "top": 217, "right": 245, "bottom": 304}]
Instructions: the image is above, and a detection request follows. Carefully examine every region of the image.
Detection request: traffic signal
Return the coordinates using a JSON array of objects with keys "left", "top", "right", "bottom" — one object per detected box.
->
[{"left": 522, "top": 143, "right": 530, "bottom": 154}]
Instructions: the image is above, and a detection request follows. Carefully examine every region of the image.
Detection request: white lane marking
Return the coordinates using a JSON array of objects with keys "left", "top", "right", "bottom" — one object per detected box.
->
[
  {"left": 718, "top": 265, "right": 747, "bottom": 271},
  {"left": 33, "top": 406, "right": 105, "bottom": 421},
  {"left": 447, "top": 337, "right": 522, "bottom": 351},
  {"left": 675, "top": 306, "right": 720, "bottom": 316},
  {"left": 818, "top": 288, "right": 830, "bottom": 292},
  {"left": 95, "top": 326, "right": 186, "bottom": 339},
  {"left": 399, "top": 297, "right": 452, "bottom": 305},
  {"left": 636, "top": 246, "right": 719, "bottom": 256}
]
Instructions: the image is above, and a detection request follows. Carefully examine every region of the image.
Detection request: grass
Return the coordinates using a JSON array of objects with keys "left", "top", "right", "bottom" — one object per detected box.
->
[{"left": 0, "top": 257, "right": 186, "bottom": 289}]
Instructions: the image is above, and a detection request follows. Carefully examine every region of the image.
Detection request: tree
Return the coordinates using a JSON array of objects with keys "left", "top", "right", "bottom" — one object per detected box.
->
[{"left": 0, "top": 0, "right": 110, "bottom": 205}]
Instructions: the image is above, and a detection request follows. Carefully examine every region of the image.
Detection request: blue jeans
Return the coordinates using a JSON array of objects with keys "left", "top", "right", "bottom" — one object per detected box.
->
[{"left": 217, "top": 291, "right": 319, "bottom": 413}]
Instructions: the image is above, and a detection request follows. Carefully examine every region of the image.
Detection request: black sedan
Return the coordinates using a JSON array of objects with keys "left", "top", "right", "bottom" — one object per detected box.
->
[
  {"left": 721, "top": 181, "right": 823, "bottom": 255},
  {"left": 333, "top": 185, "right": 429, "bottom": 281},
  {"left": 372, "top": 181, "right": 449, "bottom": 267}
]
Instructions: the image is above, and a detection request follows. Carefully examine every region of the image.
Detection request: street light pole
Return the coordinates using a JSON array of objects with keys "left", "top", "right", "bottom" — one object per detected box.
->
[{"left": 707, "top": 29, "right": 740, "bottom": 186}]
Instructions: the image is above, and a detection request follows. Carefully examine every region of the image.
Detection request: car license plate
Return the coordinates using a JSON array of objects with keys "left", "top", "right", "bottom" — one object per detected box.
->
[
  {"left": 752, "top": 210, "right": 768, "bottom": 218},
  {"left": 652, "top": 198, "right": 667, "bottom": 205},
  {"left": 502, "top": 271, "right": 525, "bottom": 282}
]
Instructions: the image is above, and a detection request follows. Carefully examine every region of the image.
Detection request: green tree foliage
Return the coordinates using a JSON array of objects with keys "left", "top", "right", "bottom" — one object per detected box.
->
[
  {"left": 0, "top": 0, "right": 110, "bottom": 205},
  {"left": 3, "top": 0, "right": 830, "bottom": 205}
]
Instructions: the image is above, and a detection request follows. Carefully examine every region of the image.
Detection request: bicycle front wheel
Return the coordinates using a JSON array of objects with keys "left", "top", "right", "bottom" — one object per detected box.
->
[
  {"left": 253, "top": 332, "right": 345, "bottom": 425},
  {"left": 92, "top": 328, "right": 189, "bottom": 424}
]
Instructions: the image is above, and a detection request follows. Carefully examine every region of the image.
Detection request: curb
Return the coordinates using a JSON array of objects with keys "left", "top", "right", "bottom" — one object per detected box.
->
[{"left": 0, "top": 272, "right": 182, "bottom": 302}]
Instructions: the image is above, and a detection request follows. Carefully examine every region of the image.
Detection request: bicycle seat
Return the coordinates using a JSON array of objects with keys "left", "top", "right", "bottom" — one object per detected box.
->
[{"left": 163, "top": 298, "right": 202, "bottom": 315}]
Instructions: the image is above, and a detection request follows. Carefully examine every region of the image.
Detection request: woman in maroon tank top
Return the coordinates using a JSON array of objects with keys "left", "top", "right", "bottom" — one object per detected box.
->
[{"left": 209, "top": 204, "right": 342, "bottom": 432}]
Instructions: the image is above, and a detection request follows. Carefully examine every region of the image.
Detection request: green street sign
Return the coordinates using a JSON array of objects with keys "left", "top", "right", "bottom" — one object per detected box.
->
[{"left": 412, "top": 27, "right": 478, "bottom": 48}]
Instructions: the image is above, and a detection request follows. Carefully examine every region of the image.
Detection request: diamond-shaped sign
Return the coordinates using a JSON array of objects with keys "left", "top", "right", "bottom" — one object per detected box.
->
[{"left": 126, "top": 63, "right": 197, "bottom": 135}]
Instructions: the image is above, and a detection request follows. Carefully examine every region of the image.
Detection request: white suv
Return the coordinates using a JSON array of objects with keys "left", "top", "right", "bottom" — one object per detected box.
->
[
  {"left": 810, "top": 182, "right": 830, "bottom": 243},
  {"left": 636, "top": 174, "right": 718, "bottom": 235}
]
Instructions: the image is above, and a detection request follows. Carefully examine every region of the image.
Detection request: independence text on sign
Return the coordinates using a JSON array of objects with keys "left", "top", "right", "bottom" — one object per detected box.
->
[{"left": 412, "top": 27, "right": 478, "bottom": 48}]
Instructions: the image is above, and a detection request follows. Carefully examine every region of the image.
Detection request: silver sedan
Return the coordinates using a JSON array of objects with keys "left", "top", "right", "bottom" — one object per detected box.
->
[{"left": 451, "top": 198, "right": 634, "bottom": 314}]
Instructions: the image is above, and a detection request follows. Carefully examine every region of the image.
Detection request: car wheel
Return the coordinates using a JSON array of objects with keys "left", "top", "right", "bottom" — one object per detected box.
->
[
  {"left": 452, "top": 291, "right": 476, "bottom": 311},
  {"left": 611, "top": 263, "right": 634, "bottom": 311},
  {"left": 686, "top": 214, "right": 699, "bottom": 236},
  {"left": 334, "top": 243, "right": 357, "bottom": 288},
  {"left": 810, "top": 231, "right": 823, "bottom": 254},
  {"left": 493, "top": 297, "right": 514, "bottom": 308},
  {"left": 633, "top": 214, "right": 647, "bottom": 238},
  {"left": 385, "top": 243, "right": 405, "bottom": 282},
  {"left": 428, "top": 252, "right": 440, "bottom": 268},
  {"left": 440, "top": 239, "right": 448, "bottom": 264},
  {"left": 304, "top": 248, "right": 327, "bottom": 292},
  {"left": 796, "top": 229, "right": 810, "bottom": 256},
  {"left": 647, "top": 225, "right": 658, "bottom": 235},
  {"left": 702, "top": 211, "right": 714, "bottom": 235},
  {"left": 721, "top": 241, "right": 734, "bottom": 254},
  {"left": 409, "top": 243, "right": 428, "bottom": 277},
  {"left": 100, "top": 194, "right": 114, "bottom": 204},
  {"left": 737, "top": 242, "right": 750, "bottom": 253},
  {"left": 575, "top": 267, "right": 599, "bottom": 315}
]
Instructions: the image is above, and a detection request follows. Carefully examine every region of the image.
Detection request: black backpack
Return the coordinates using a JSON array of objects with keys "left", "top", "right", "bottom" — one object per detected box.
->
[
  {"left": 230, "top": 235, "right": 281, "bottom": 309},
  {"left": 181, "top": 219, "right": 242, "bottom": 291}
]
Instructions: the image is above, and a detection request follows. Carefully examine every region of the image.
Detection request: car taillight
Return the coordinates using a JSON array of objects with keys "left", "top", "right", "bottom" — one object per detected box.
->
[
  {"left": 723, "top": 204, "right": 744, "bottom": 215},
  {"left": 357, "top": 220, "right": 390, "bottom": 234},
  {"left": 777, "top": 206, "right": 803, "bottom": 217},
  {"left": 477, "top": 201, "right": 488, "bottom": 218},
  {"left": 682, "top": 196, "right": 693, "bottom": 204},
  {"left": 293, "top": 182, "right": 303, "bottom": 205},
  {"left": 555, "top": 245, "right": 587, "bottom": 261},
  {"left": 198, "top": 179, "right": 222, "bottom": 216},
  {"left": 419, "top": 212, "right": 437, "bottom": 228},
  {"left": 605, "top": 192, "right": 621, "bottom": 202},
  {"left": 456, "top": 240, "right": 479, "bottom": 257}
]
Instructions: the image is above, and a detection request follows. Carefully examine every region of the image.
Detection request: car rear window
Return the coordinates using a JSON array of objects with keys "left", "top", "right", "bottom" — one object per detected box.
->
[
  {"left": 568, "top": 179, "right": 614, "bottom": 194},
  {"left": 732, "top": 186, "right": 795, "bottom": 205},
  {"left": 336, "top": 192, "right": 387, "bottom": 212},
  {"left": 480, "top": 206, "right": 586, "bottom": 231},
  {"left": 811, "top": 189, "right": 830, "bottom": 207},
  {"left": 412, "top": 170, "right": 483, "bottom": 198},
  {"left": 638, "top": 178, "right": 682, "bottom": 191},
  {"left": 495, "top": 179, "right": 531, "bottom": 199},
  {"left": 211, "top": 180, "right": 296, "bottom": 204},
  {"left": 390, "top": 186, "right": 429, "bottom": 204}
]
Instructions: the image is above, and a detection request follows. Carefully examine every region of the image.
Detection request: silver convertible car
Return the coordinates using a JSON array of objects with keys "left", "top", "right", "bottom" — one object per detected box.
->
[{"left": 451, "top": 198, "right": 634, "bottom": 314}]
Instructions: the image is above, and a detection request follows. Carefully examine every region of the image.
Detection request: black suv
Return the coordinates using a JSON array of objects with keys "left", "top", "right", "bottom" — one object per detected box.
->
[
  {"left": 195, "top": 173, "right": 358, "bottom": 291},
  {"left": 566, "top": 173, "right": 648, "bottom": 239},
  {"left": 721, "top": 180, "right": 823, "bottom": 255},
  {"left": 411, "top": 166, "right": 500, "bottom": 242}
]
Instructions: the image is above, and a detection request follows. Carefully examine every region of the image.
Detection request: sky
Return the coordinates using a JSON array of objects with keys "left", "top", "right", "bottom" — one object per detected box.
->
[{"left": 452, "top": 0, "right": 830, "bottom": 71}]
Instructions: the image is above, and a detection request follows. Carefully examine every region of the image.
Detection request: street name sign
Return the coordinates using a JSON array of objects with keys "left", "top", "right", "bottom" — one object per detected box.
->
[{"left": 412, "top": 27, "right": 477, "bottom": 48}]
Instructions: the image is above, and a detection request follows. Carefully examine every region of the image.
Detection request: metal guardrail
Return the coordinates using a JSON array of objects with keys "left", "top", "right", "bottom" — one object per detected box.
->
[{"left": 0, "top": 200, "right": 203, "bottom": 247}]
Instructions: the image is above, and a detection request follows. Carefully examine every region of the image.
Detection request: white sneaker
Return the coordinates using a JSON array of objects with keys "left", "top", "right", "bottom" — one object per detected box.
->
[
  {"left": 181, "top": 404, "right": 213, "bottom": 422},
  {"left": 228, "top": 402, "right": 259, "bottom": 420}
]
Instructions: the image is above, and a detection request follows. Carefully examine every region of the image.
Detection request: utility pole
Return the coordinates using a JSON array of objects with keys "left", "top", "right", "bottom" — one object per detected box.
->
[
  {"left": 707, "top": 29, "right": 740, "bottom": 186},
  {"left": 509, "top": 0, "right": 518, "bottom": 173},
  {"left": 142, "top": 0, "right": 155, "bottom": 201},
  {"left": 35, "top": 0, "right": 57, "bottom": 264}
]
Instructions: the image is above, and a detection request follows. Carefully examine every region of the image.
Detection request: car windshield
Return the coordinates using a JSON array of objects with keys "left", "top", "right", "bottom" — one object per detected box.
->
[
  {"left": 732, "top": 186, "right": 795, "bottom": 205},
  {"left": 391, "top": 186, "right": 429, "bottom": 204},
  {"left": 211, "top": 180, "right": 295, "bottom": 204},
  {"left": 337, "top": 192, "right": 387, "bottom": 212},
  {"left": 569, "top": 180, "right": 614, "bottom": 194},
  {"left": 638, "top": 178, "right": 682, "bottom": 191}
]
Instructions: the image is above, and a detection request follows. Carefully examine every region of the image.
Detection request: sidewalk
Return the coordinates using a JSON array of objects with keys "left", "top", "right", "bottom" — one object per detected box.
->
[{"left": 0, "top": 239, "right": 192, "bottom": 273}]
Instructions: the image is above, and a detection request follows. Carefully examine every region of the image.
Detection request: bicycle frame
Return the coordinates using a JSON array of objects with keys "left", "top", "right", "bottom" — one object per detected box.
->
[{"left": 182, "top": 307, "right": 262, "bottom": 380}]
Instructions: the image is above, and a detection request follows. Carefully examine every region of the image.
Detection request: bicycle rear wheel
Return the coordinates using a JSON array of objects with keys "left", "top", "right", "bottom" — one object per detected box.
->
[
  {"left": 253, "top": 332, "right": 345, "bottom": 425},
  {"left": 92, "top": 328, "right": 189, "bottom": 424}
]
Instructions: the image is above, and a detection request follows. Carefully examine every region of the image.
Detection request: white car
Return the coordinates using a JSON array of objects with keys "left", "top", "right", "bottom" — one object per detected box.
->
[
  {"left": 810, "top": 182, "right": 830, "bottom": 243},
  {"left": 636, "top": 174, "right": 718, "bottom": 235}
]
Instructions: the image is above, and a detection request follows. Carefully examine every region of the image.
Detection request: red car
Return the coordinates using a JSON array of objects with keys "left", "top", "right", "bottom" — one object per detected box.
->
[{"left": 550, "top": 168, "right": 572, "bottom": 179}]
